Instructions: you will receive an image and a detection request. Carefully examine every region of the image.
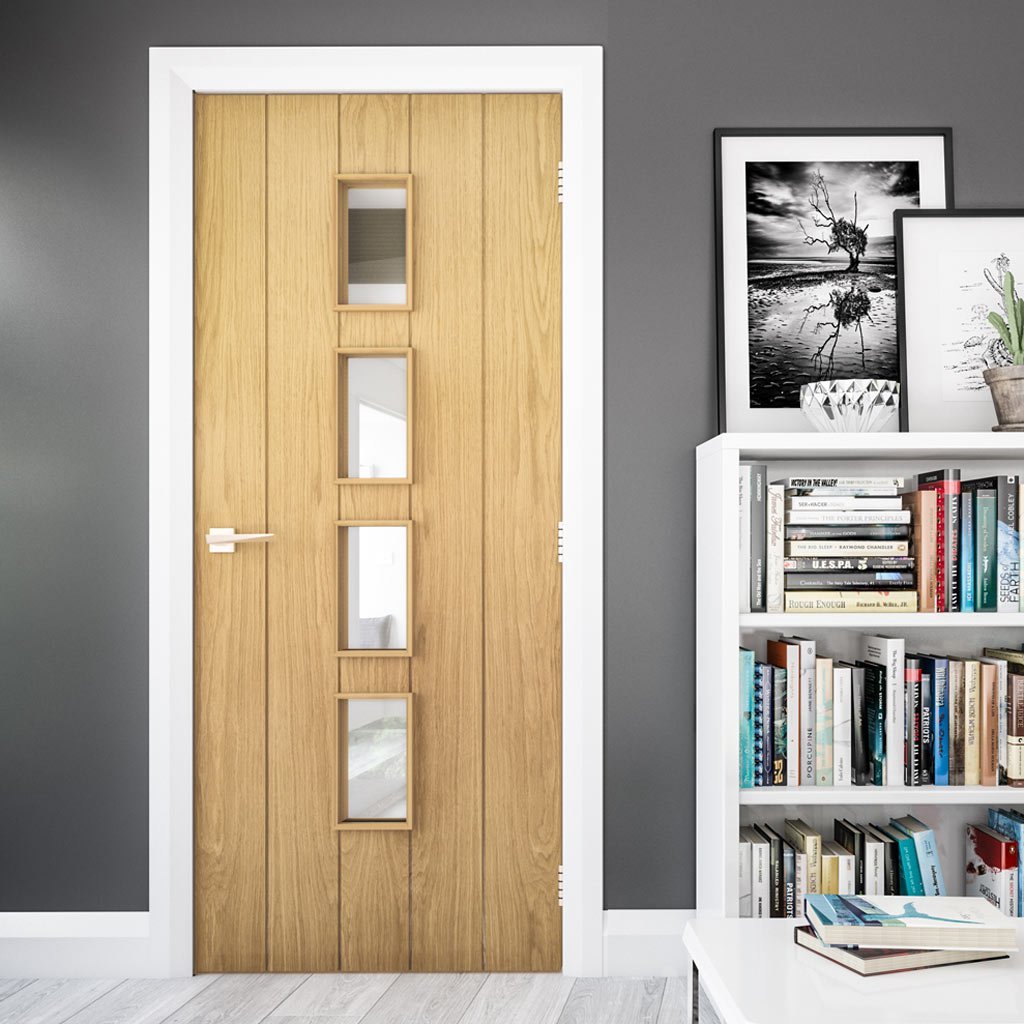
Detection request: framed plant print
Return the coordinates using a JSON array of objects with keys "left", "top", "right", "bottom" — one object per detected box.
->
[
  {"left": 897, "top": 209, "right": 1024, "bottom": 432},
  {"left": 715, "top": 128, "right": 953, "bottom": 432}
]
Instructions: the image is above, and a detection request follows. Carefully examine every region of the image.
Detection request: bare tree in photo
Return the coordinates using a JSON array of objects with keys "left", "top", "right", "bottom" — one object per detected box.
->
[{"left": 798, "top": 170, "right": 869, "bottom": 272}]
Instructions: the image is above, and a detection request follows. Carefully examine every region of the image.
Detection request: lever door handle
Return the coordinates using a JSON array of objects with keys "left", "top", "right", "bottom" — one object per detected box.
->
[{"left": 206, "top": 527, "right": 274, "bottom": 553}]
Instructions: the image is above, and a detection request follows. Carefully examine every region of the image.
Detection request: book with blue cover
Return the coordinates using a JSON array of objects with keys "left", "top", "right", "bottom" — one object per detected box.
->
[
  {"left": 892, "top": 815, "right": 946, "bottom": 897},
  {"left": 804, "top": 894, "right": 1016, "bottom": 951},
  {"left": 739, "top": 648, "right": 755, "bottom": 788},
  {"left": 875, "top": 823, "right": 924, "bottom": 896},
  {"left": 922, "top": 655, "right": 950, "bottom": 786},
  {"left": 961, "top": 488, "right": 975, "bottom": 612}
]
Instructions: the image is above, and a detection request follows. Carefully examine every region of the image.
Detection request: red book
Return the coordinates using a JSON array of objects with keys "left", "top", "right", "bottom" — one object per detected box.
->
[
  {"left": 917, "top": 469, "right": 961, "bottom": 612},
  {"left": 966, "top": 824, "right": 1018, "bottom": 915}
]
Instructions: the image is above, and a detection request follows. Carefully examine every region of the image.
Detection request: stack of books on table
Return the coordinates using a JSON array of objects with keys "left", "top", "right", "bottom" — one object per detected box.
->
[
  {"left": 740, "top": 636, "right": 1024, "bottom": 788},
  {"left": 795, "top": 895, "right": 1017, "bottom": 977}
]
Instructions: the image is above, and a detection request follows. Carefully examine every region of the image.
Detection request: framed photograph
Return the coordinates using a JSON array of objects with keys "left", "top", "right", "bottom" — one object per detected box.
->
[
  {"left": 897, "top": 209, "right": 1024, "bottom": 432},
  {"left": 715, "top": 128, "right": 954, "bottom": 432}
]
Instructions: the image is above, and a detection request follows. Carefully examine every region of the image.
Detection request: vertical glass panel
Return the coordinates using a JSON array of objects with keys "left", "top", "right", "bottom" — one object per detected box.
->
[
  {"left": 346, "top": 526, "right": 408, "bottom": 650},
  {"left": 346, "top": 698, "right": 408, "bottom": 820},
  {"left": 346, "top": 186, "right": 407, "bottom": 305},
  {"left": 344, "top": 356, "right": 408, "bottom": 479}
]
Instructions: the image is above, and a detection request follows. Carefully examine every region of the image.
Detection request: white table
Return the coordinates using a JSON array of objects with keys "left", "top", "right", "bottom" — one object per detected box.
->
[{"left": 683, "top": 918, "right": 1024, "bottom": 1024}]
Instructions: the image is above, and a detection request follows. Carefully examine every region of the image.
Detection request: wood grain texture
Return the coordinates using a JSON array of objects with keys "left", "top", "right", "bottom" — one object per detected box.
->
[
  {"left": 482, "top": 94, "right": 563, "bottom": 972},
  {"left": 360, "top": 974, "right": 486, "bottom": 1024},
  {"left": 193, "top": 93, "right": 268, "bottom": 973},
  {"left": 61, "top": 976, "right": 219, "bottom": 1024},
  {"left": 459, "top": 974, "right": 574, "bottom": 1024},
  {"left": 160, "top": 975, "right": 308, "bottom": 1024},
  {"left": 555, "top": 979, "right": 666, "bottom": 1024},
  {"left": 266, "top": 93, "right": 340, "bottom": 972},
  {"left": 269, "top": 973, "right": 398, "bottom": 1019},
  {"left": 409, "top": 93, "right": 485, "bottom": 972},
  {"left": 337, "top": 93, "right": 413, "bottom": 974},
  {"left": 0, "top": 980, "right": 32, "bottom": 1002},
  {"left": 338, "top": 96, "right": 410, "bottom": 347},
  {"left": 655, "top": 977, "right": 688, "bottom": 1024},
  {"left": 0, "top": 979, "right": 120, "bottom": 1024}
]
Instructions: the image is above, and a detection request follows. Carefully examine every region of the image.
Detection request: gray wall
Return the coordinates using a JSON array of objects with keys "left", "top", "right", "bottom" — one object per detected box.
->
[{"left": 2, "top": 0, "right": 1023, "bottom": 914}]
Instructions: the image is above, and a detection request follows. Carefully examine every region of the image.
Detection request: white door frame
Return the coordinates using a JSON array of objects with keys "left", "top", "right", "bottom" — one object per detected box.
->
[
  {"left": 0, "top": 44, "right": 603, "bottom": 981},
  {"left": 149, "top": 46, "right": 601, "bottom": 978}
]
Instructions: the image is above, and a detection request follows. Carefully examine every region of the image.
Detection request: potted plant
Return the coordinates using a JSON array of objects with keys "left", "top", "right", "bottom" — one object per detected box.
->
[{"left": 984, "top": 271, "right": 1024, "bottom": 430}]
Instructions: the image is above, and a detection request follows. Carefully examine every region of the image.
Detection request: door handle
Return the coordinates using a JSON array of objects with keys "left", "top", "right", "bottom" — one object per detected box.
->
[{"left": 206, "top": 527, "right": 274, "bottom": 553}]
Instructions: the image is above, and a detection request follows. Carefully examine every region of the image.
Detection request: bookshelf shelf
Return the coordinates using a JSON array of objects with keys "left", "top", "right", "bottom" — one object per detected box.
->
[
  {"left": 740, "top": 612, "right": 1024, "bottom": 628},
  {"left": 739, "top": 785, "right": 1018, "bottom": 807},
  {"left": 696, "top": 431, "right": 1024, "bottom": 919}
]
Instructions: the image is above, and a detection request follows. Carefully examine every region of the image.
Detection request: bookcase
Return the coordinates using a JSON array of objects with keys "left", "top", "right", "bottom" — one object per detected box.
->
[{"left": 696, "top": 431, "right": 1024, "bottom": 917}]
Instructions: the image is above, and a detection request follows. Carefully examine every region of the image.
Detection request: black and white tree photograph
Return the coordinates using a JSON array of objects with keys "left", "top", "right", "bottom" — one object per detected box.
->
[{"left": 745, "top": 160, "right": 921, "bottom": 407}]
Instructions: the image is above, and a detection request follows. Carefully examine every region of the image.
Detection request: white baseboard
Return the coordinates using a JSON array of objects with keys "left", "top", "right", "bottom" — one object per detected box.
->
[
  {"left": 603, "top": 909, "right": 694, "bottom": 976},
  {"left": 0, "top": 912, "right": 149, "bottom": 939}
]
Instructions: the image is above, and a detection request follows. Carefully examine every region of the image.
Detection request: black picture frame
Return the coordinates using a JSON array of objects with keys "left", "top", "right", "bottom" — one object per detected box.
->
[
  {"left": 895, "top": 208, "right": 1024, "bottom": 432},
  {"left": 714, "top": 127, "right": 954, "bottom": 433}
]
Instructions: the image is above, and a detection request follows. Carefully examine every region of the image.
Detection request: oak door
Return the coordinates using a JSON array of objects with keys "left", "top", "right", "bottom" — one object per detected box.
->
[{"left": 193, "top": 93, "right": 562, "bottom": 973}]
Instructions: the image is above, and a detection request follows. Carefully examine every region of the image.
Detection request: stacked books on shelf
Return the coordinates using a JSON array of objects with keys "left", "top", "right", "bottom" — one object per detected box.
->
[
  {"left": 795, "top": 895, "right": 1016, "bottom": 977},
  {"left": 740, "top": 814, "right": 946, "bottom": 920},
  {"left": 740, "top": 466, "right": 1022, "bottom": 614},
  {"left": 740, "top": 636, "right": 1024, "bottom": 788}
]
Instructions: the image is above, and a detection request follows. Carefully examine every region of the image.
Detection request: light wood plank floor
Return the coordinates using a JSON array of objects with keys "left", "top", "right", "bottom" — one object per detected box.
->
[{"left": 0, "top": 975, "right": 683, "bottom": 1024}]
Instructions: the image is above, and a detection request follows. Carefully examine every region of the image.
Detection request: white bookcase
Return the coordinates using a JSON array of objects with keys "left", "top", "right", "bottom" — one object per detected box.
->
[{"left": 696, "top": 431, "right": 1024, "bottom": 917}]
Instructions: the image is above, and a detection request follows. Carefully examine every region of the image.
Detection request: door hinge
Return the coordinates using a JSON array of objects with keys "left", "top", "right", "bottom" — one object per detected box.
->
[
  {"left": 557, "top": 521, "right": 566, "bottom": 563},
  {"left": 557, "top": 864, "right": 565, "bottom": 907},
  {"left": 557, "top": 161, "right": 565, "bottom": 204}
]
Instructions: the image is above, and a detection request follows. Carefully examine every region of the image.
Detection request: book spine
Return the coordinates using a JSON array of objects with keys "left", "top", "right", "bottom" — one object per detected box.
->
[
  {"left": 769, "top": 834, "right": 783, "bottom": 917},
  {"left": 752, "top": 841, "right": 769, "bottom": 918},
  {"left": 837, "top": 853, "right": 855, "bottom": 895},
  {"left": 738, "top": 834, "right": 752, "bottom": 918},
  {"left": 739, "top": 466, "right": 751, "bottom": 615},
  {"left": 988, "top": 809, "right": 1024, "bottom": 912},
  {"left": 1000, "top": 667, "right": 1009, "bottom": 787},
  {"left": 783, "top": 476, "right": 904, "bottom": 488},
  {"left": 998, "top": 477, "right": 1020, "bottom": 614},
  {"left": 851, "top": 667, "right": 869, "bottom": 786},
  {"left": 786, "top": 656, "right": 800, "bottom": 788},
  {"left": 1008, "top": 674, "right": 1024, "bottom": 788},
  {"left": 785, "top": 511, "right": 911, "bottom": 525},
  {"left": 961, "top": 488, "right": 975, "bottom": 612},
  {"left": 794, "top": 851, "right": 807, "bottom": 917},
  {"left": 766, "top": 484, "right": 785, "bottom": 613},
  {"left": 865, "top": 665, "right": 886, "bottom": 786},
  {"left": 785, "top": 496, "right": 904, "bottom": 510},
  {"left": 865, "top": 636, "right": 905, "bottom": 788},
  {"left": 797, "top": 640, "right": 816, "bottom": 786},
  {"left": 753, "top": 664, "right": 767, "bottom": 787},
  {"left": 739, "top": 650, "right": 756, "bottom": 788},
  {"left": 816, "top": 658, "right": 833, "bottom": 787},
  {"left": 833, "top": 667, "right": 852, "bottom": 787},
  {"left": 785, "top": 525, "right": 910, "bottom": 540},
  {"left": 786, "top": 485, "right": 899, "bottom": 497},
  {"left": 919, "top": 671, "right": 934, "bottom": 787},
  {"left": 784, "top": 591, "right": 918, "bottom": 613},
  {"left": 783, "top": 844, "right": 796, "bottom": 918},
  {"left": 773, "top": 668, "right": 787, "bottom": 786},
  {"left": 806, "top": 833, "right": 821, "bottom": 895},
  {"left": 750, "top": 464, "right": 767, "bottom": 612},
  {"left": 783, "top": 572, "right": 915, "bottom": 590},
  {"left": 918, "top": 475, "right": 948, "bottom": 612},
  {"left": 895, "top": 834, "right": 925, "bottom": 896},
  {"left": 785, "top": 541, "right": 910, "bottom": 557},
  {"left": 977, "top": 493, "right": 998, "bottom": 611},
  {"left": 949, "top": 661, "right": 966, "bottom": 786},
  {"left": 783, "top": 556, "right": 915, "bottom": 571},
  {"left": 949, "top": 482, "right": 961, "bottom": 612},
  {"left": 934, "top": 660, "right": 949, "bottom": 786},
  {"left": 905, "top": 659, "right": 922, "bottom": 786},
  {"left": 981, "top": 664, "right": 999, "bottom": 787},
  {"left": 912, "top": 827, "right": 946, "bottom": 896},
  {"left": 965, "top": 662, "right": 981, "bottom": 786},
  {"left": 864, "top": 840, "right": 884, "bottom": 897},
  {"left": 762, "top": 666, "right": 775, "bottom": 786}
]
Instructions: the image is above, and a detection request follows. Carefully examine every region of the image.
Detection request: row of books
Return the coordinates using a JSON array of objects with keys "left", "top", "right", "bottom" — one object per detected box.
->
[
  {"left": 796, "top": 894, "right": 1016, "bottom": 977},
  {"left": 739, "top": 815, "right": 946, "bottom": 920},
  {"left": 743, "top": 812, "right": 1024, "bottom": 918},
  {"left": 740, "top": 468, "right": 1023, "bottom": 613},
  {"left": 740, "top": 635, "right": 1024, "bottom": 788}
]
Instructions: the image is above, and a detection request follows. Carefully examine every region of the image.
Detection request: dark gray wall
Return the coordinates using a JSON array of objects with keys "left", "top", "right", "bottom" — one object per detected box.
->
[{"left": 2, "top": 0, "right": 1023, "bottom": 914}]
